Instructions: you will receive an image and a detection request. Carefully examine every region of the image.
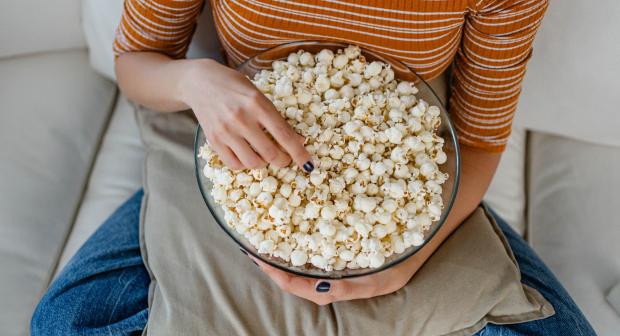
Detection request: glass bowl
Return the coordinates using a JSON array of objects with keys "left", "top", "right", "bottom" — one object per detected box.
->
[{"left": 194, "top": 41, "right": 460, "bottom": 279}]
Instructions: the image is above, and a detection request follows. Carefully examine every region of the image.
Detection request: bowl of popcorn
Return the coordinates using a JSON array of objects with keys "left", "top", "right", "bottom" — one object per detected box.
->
[{"left": 195, "top": 41, "right": 460, "bottom": 279}]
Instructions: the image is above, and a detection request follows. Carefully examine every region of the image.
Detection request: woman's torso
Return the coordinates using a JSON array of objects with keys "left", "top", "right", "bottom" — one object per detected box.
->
[
  {"left": 211, "top": 0, "right": 470, "bottom": 80},
  {"left": 114, "top": 0, "right": 549, "bottom": 152}
]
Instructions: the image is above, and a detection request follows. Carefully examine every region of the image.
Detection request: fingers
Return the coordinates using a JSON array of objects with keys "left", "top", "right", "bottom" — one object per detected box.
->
[
  {"left": 244, "top": 124, "right": 292, "bottom": 168},
  {"left": 253, "top": 258, "right": 334, "bottom": 305},
  {"left": 314, "top": 280, "right": 353, "bottom": 299},
  {"left": 207, "top": 135, "right": 244, "bottom": 170},
  {"left": 253, "top": 256, "right": 389, "bottom": 305},
  {"left": 257, "top": 100, "right": 313, "bottom": 172},
  {"left": 254, "top": 259, "right": 315, "bottom": 297},
  {"left": 224, "top": 134, "right": 267, "bottom": 169}
]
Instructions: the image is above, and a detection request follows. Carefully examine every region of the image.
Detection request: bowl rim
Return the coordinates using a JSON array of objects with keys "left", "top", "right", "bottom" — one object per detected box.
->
[{"left": 193, "top": 40, "right": 461, "bottom": 279}]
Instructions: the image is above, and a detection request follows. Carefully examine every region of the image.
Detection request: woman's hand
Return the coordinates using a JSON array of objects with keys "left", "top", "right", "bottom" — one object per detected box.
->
[
  {"left": 116, "top": 52, "right": 312, "bottom": 171},
  {"left": 180, "top": 59, "right": 312, "bottom": 171},
  {"left": 249, "top": 253, "right": 422, "bottom": 305}
]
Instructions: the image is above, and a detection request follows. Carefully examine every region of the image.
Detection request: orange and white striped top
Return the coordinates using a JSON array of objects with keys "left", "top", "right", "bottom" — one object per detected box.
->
[{"left": 114, "top": 0, "right": 548, "bottom": 152}]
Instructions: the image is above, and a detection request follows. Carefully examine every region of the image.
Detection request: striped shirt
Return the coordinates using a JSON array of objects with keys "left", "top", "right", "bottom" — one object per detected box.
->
[{"left": 114, "top": 0, "right": 548, "bottom": 152}]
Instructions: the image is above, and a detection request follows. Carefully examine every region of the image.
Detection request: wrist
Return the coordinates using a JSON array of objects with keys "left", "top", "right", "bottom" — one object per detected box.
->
[{"left": 177, "top": 58, "right": 218, "bottom": 108}]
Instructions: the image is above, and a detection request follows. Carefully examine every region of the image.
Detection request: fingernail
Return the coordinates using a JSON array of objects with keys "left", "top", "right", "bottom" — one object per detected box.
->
[
  {"left": 303, "top": 161, "right": 314, "bottom": 173},
  {"left": 316, "top": 281, "right": 331, "bottom": 293},
  {"left": 240, "top": 248, "right": 248, "bottom": 255}
]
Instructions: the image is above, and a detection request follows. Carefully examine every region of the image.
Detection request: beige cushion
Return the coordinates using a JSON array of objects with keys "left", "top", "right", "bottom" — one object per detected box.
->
[
  {"left": 528, "top": 132, "right": 620, "bottom": 335},
  {"left": 136, "top": 109, "right": 552, "bottom": 336},
  {"left": 515, "top": 0, "right": 620, "bottom": 147},
  {"left": 54, "top": 95, "right": 144, "bottom": 276},
  {"left": 82, "top": 0, "right": 223, "bottom": 81},
  {"left": 484, "top": 128, "right": 527, "bottom": 236},
  {"left": 0, "top": 0, "right": 85, "bottom": 59},
  {"left": 0, "top": 50, "right": 116, "bottom": 336}
]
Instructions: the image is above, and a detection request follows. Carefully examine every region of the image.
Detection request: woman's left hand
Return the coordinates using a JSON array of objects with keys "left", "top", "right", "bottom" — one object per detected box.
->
[{"left": 250, "top": 254, "right": 422, "bottom": 305}]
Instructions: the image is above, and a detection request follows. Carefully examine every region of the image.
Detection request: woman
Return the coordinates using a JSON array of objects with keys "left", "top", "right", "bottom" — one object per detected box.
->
[{"left": 31, "top": 0, "right": 596, "bottom": 334}]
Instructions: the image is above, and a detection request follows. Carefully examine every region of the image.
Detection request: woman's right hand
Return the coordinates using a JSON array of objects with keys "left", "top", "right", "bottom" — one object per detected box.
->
[{"left": 180, "top": 59, "right": 313, "bottom": 172}]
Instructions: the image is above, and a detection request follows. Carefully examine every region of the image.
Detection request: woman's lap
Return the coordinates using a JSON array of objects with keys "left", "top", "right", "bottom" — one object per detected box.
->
[{"left": 31, "top": 191, "right": 595, "bottom": 335}]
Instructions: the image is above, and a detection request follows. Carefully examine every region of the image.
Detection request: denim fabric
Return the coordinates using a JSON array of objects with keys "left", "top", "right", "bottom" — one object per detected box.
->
[
  {"left": 31, "top": 190, "right": 149, "bottom": 336},
  {"left": 31, "top": 190, "right": 596, "bottom": 335},
  {"left": 473, "top": 209, "right": 597, "bottom": 336}
]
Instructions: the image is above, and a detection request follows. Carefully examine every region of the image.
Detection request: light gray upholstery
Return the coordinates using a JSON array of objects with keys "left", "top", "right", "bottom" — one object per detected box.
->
[
  {"left": 484, "top": 128, "right": 527, "bottom": 235},
  {"left": 54, "top": 95, "right": 144, "bottom": 276},
  {"left": 515, "top": 0, "right": 620, "bottom": 147},
  {"left": 0, "top": 49, "right": 116, "bottom": 335},
  {"left": 0, "top": 0, "right": 85, "bottom": 58},
  {"left": 528, "top": 132, "right": 620, "bottom": 336}
]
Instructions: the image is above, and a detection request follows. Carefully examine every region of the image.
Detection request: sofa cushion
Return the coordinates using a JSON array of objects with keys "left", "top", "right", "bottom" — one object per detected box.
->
[
  {"left": 0, "top": 49, "right": 116, "bottom": 335},
  {"left": 82, "top": 0, "right": 223, "bottom": 81},
  {"left": 484, "top": 128, "right": 527, "bottom": 235},
  {"left": 0, "top": 0, "right": 85, "bottom": 59},
  {"left": 54, "top": 95, "right": 144, "bottom": 276},
  {"left": 608, "top": 282, "right": 620, "bottom": 317},
  {"left": 514, "top": 0, "right": 620, "bottom": 147},
  {"left": 528, "top": 132, "right": 620, "bottom": 335}
]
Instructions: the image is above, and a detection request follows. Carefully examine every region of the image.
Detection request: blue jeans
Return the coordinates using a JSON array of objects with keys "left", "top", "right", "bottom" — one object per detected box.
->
[{"left": 31, "top": 190, "right": 596, "bottom": 335}]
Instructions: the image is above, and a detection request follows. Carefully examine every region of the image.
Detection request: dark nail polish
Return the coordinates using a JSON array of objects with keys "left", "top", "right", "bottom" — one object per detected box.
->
[
  {"left": 303, "top": 161, "right": 314, "bottom": 173},
  {"left": 316, "top": 281, "right": 331, "bottom": 293},
  {"left": 240, "top": 248, "right": 248, "bottom": 255}
]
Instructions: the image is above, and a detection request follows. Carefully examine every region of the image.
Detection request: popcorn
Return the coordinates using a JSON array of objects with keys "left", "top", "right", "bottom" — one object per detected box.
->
[
  {"left": 260, "top": 176, "right": 278, "bottom": 193},
  {"left": 356, "top": 254, "right": 370, "bottom": 268},
  {"left": 256, "top": 192, "right": 273, "bottom": 207},
  {"left": 364, "top": 61, "right": 383, "bottom": 78},
  {"left": 311, "top": 255, "right": 328, "bottom": 269},
  {"left": 333, "top": 54, "right": 349, "bottom": 69},
  {"left": 318, "top": 219, "right": 337, "bottom": 236},
  {"left": 200, "top": 46, "right": 447, "bottom": 271},
  {"left": 403, "top": 231, "right": 425, "bottom": 247},
  {"left": 315, "top": 75, "right": 331, "bottom": 93},
  {"left": 279, "top": 183, "right": 293, "bottom": 198},
  {"left": 309, "top": 170, "right": 327, "bottom": 186},
  {"left": 274, "top": 77, "right": 294, "bottom": 98},
  {"left": 316, "top": 49, "right": 334, "bottom": 65},
  {"left": 369, "top": 253, "right": 386, "bottom": 268},
  {"left": 396, "top": 81, "right": 417, "bottom": 96},
  {"left": 299, "top": 52, "right": 314, "bottom": 66},
  {"left": 290, "top": 250, "right": 308, "bottom": 266},
  {"left": 435, "top": 150, "right": 447, "bottom": 164},
  {"left": 385, "top": 127, "right": 404, "bottom": 144},
  {"left": 354, "top": 195, "right": 377, "bottom": 213},
  {"left": 339, "top": 85, "right": 354, "bottom": 99},
  {"left": 339, "top": 249, "right": 355, "bottom": 261},
  {"left": 344, "top": 45, "right": 361, "bottom": 59},
  {"left": 258, "top": 239, "right": 276, "bottom": 253},
  {"left": 287, "top": 52, "right": 300, "bottom": 65},
  {"left": 419, "top": 162, "right": 437, "bottom": 178}
]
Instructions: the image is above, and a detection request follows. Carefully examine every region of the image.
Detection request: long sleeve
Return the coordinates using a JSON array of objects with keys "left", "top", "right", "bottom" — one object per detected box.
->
[
  {"left": 450, "top": 0, "right": 548, "bottom": 152},
  {"left": 113, "top": 0, "right": 204, "bottom": 59}
]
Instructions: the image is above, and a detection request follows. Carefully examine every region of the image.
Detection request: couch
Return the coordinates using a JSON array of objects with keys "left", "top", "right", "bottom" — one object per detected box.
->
[{"left": 1, "top": 0, "right": 618, "bottom": 335}]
